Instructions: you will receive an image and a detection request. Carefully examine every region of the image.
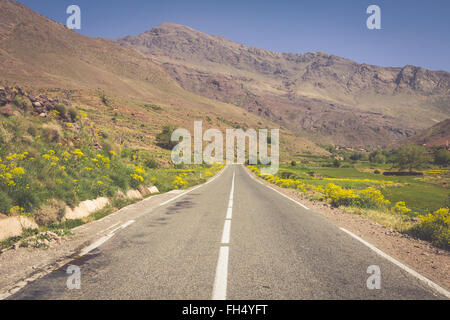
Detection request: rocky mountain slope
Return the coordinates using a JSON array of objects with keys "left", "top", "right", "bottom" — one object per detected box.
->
[
  {"left": 405, "top": 119, "right": 450, "bottom": 147},
  {"left": 116, "top": 22, "right": 450, "bottom": 148}
]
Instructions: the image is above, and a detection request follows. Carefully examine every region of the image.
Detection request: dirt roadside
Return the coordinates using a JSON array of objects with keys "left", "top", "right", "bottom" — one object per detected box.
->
[{"left": 245, "top": 167, "right": 450, "bottom": 292}]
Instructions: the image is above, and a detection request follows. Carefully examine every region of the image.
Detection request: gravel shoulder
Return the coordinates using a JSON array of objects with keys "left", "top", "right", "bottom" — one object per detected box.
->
[{"left": 245, "top": 167, "right": 450, "bottom": 291}]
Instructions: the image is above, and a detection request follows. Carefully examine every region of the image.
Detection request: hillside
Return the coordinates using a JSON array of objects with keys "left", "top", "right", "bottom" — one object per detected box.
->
[
  {"left": 0, "top": 0, "right": 322, "bottom": 158},
  {"left": 405, "top": 119, "right": 450, "bottom": 147},
  {"left": 116, "top": 22, "right": 450, "bottom": 148}
]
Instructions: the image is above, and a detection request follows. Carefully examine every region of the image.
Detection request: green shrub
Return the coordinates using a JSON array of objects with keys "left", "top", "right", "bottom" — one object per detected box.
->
[
  {"left": 68, "top": 107, "right": 78, "bottom": 122},
  {"left": 0, "top": 192, "right": 13, "bottom": 214},
  {"left": 27, "top": 126, "right": 37, "bottom": 137},
  {"left": 333, "top": 159, "right": 341, "bottom": 168},
  {"left": 156, "top": 125, "right": 177, "bottom": 150},
  {"left": 42, "top": 127, "right": 61, "bottom": 142},
  {"left": 144, "top": 158, "right": 159, "bottom": 169},
  {"left": 14, "top": 95, "right": 32, "bottom": 111},
  {"left": 54, "top": 104, "right": 67, "bottom": 118},
  {"left": 146, "top": 104, "right": 162, "bottom": 111},
  {"left": 434, "top": 149, "right": 450, "bottom": 166}
]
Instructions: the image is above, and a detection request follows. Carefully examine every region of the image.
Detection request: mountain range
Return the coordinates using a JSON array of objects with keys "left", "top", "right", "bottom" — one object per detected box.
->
[
  {"left": 1, "top": 0, "right": 449, "bottom": 154},
  {"left": 116, "top": 22, "right": 450, "bottom": 148}
]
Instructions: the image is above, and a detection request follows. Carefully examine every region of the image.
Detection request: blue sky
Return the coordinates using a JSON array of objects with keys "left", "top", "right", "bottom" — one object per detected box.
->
[{"left": 16, "top": 0, "right": 450, "bottom": 71}]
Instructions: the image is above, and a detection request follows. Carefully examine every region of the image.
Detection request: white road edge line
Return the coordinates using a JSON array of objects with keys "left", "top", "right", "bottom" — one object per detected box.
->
[
  {"left": 97, "top": 221, "right": 120, "bottom": 235},
  {"left": 79, "top": 234, "right": 114, "bottom": 257},
  {"left": 81, "top": 220, "right": 136, "bottom": 256},
  {"left": 244, "top": 166, "right": 310, "bottom": 210},
  {"left": 212, "top": 246, "right": 229, "bottom": 300},
  {"left": 159, "top": 165, "right": 227, "bottom": 207},
  {"left": 120, "top": 220, "right": 135, "bottom": 229},
  {"left": 340, "top": 227, "right": 450, "bottom": 299}
]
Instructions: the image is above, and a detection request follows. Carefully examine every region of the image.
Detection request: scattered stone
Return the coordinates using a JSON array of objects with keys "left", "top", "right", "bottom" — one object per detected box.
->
[
  {"left": 0, "top": 104, "right": 13, "bottom": 117},
  {"left": 148, "top": 186, "right": 159, "bottom": 194},
  {"left": 33, "top": 101, "right": 42, "bottom": 108},
  {"left": 138, "top": 186, "right": 151, "bottom": 196},
  {"left": 126, "top": 190, "right": 142, "bottom": 200}
]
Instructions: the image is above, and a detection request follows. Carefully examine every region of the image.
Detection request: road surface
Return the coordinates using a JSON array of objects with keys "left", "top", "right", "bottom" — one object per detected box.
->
[{"left": 8, "top": 165, "right": 447, "bottom": 300}]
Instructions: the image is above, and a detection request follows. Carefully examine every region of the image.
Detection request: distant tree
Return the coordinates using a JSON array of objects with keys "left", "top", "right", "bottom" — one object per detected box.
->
[
  {"left": 434, "top": 149, "right": 450, "bottom": 166},
  {"left": 390, "top": 144, "right": 432, "bottom": 172},
  {"left": 369, "top": 151, "right": 386, "bottom": 164},
  {"left": 333, "top": 159, "right": 341, "bottom": 168},
  {"left": 290, "top": 161, "right": 297, "bottom": 167},
  {"left": 156, "top": 125, "right": 177, "bottom": 150},
  {"left": 350, "top": 152, "right": 363, "bottom": 161}
]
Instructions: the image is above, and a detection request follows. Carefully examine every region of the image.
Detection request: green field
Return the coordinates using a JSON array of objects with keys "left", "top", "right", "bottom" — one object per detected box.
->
[{"left": 275, "top": 163, "right": 449, "bottom": 215}]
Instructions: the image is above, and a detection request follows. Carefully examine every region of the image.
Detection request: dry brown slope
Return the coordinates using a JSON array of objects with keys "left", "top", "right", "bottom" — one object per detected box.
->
[{"left": 404, "top": 119, "right": 450, "bottom": 147}]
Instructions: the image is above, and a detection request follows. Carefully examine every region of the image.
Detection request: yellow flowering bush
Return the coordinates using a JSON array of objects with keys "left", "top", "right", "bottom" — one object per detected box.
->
[
  {"left": 205, "top": 171, "right": 213, "bottom": 177},
  {"left": 357, "top": 187, "right": 390, "bottom": 209},
  {"left": 392, "top": 201, "right": 411, "bottom": 216},
  {"left": 324, "top": 183, "right": 360, "bottom": 207},
  {"left": 9, "top": 206, "right": 25, "bottom": 216},
  {"left": 130, "top": 173, "right": 144, "bottom": 182},
  {"left": 411, "top": 208, "right": 449, "bottom": 249},
  {"left": 172, "top": 175, "right": 187, "bottom": 189},
  {"left": 134, "top": 165, "right": 146, "bottom": 175},
  {"left": 73, "top": 149, "right": 85, "bottom": 158},
  {"left": 0, "top": 152, "right": 28, "bottom": 187}
]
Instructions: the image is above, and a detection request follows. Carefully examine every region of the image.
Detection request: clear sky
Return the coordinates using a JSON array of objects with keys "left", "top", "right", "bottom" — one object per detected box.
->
[{"left": 16, "top": 0, "right": 450, "bottom": 71}]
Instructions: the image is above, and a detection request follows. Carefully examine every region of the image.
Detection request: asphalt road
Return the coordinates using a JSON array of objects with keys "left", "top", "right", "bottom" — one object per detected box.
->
[{"left": 8, "top": 165, "right": 447, "bottom": 300}]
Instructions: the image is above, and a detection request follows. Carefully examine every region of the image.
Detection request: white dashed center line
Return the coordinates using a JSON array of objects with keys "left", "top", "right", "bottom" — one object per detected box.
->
[
  {"left": 221, "top": 220, "right": 232, "bottom": 244},
  {"left": 212, "top": 169, "right": 235, "bottom": 300}
]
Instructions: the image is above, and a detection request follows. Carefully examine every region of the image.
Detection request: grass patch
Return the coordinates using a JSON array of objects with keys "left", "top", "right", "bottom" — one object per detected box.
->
[{"left": 341, "top": 207, "right": 414, "bottom": 232}]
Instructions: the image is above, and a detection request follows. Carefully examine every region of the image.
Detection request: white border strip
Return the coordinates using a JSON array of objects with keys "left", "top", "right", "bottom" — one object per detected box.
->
[
  {"left": 80, "top": 219, "right": 136, "bottom": 256},
  {"left": 79, "top": 234, "right": 114, "bottom": 256},
  {"left": 340, "top": 227, "right": 450, "bottom": 299}
]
